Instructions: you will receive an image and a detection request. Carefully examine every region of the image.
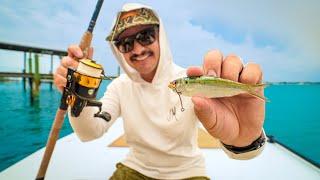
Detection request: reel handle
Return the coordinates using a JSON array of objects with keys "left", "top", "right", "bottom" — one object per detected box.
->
[{"left": 87, "top": 100, "right": 111, "bottom": 122}]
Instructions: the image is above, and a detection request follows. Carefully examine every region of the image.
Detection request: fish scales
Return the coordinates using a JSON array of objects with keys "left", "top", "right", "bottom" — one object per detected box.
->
[{"left": 168, "top": 76, "right": 266, "bottom": 101}]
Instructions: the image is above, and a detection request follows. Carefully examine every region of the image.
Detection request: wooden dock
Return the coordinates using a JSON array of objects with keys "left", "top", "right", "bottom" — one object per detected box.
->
[
  {"left": 0, "top": 72, "right": 118, "bottom": 82},
  {"left": 0, "top": 72, "right": 118, "bottom": 80},
  {"left": 0, "top": 42, "right": 118, "bottom": 103},
  {"left": 0, "top": 72, "right": 53, "bottom": 80}
]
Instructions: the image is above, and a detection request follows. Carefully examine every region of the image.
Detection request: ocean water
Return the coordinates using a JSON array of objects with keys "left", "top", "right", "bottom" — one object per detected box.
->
[
  {"left": 264, "top": 83, "right": 320, "bottom": 166},
  {"left": 0, "top": 80, "right": 111, "bottom": 172},
  {"left": 0, "top": 81, "right": 319, "bottom": 171}
]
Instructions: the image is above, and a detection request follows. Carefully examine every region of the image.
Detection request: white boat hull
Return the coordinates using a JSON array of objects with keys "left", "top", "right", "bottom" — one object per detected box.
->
[{"left": 1, "top": 119, "right": 319, "bottom": 180}]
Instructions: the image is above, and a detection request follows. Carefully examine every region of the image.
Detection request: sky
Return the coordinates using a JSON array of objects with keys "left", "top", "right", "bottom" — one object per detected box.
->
[{"left": 0, "top": 0, "right": 319, "bottom": 82}]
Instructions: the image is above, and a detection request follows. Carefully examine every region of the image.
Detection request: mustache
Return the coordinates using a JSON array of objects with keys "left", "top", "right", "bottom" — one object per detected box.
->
[{"left": 130, "top": 51, "right": 153, "bottom": 61}]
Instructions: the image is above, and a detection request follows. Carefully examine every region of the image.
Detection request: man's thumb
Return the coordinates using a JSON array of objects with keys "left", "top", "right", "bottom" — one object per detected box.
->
[{"left": 192, "top": 96, "right": 217, "bottom": 132}]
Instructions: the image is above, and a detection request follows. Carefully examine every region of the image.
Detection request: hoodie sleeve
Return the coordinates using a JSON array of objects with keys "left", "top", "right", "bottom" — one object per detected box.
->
[
  {"left": 68, "top": 79, "right": 121, "bottom": 142},
  {"left": 220, "top": 129, "right": 266, "bottom": 160}
]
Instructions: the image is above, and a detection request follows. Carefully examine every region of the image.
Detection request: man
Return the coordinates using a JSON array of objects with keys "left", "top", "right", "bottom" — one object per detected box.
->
[{"left": 54, "top": 3, "right": 266, "bottom": 180}]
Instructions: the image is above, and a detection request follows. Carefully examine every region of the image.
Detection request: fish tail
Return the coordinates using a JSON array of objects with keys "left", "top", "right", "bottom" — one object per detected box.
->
[
  {"left": 247, "top": 90, "right": 268, "bottom": 102},
  {"left": 247, "top": 84, "right": 269, "bottom": 102},
  {"left": 251, "top": 83, "right": 268, "bottom": 88}
]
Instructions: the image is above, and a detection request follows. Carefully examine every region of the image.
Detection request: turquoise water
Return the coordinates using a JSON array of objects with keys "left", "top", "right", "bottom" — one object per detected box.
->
[
  {"left": 0, "top": 81, "right": 319, "bottom": 171},
  {"left": 264, "top": 84, "right": 320, "bottom": 166},
  {"left": 0, "top": 80, "right": 110, "bottom": 172}
]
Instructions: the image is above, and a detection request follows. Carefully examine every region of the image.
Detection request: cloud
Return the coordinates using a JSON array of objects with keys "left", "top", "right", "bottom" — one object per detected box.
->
[
  {"left": 0, "top": 0, "right": 319, "bottom": 81},
  {"left": 151, "top": 0, "right": 320, "bottom": 81},
  {"left": 178, "top": 0, "right": 320, "bottom": 55}
]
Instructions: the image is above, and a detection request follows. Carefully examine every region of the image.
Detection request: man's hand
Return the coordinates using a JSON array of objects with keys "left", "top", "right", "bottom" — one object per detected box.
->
[
  {"left": 187, "top": 50, "right": 265, "bottom": 147},
  {"left": 53, "top": 45, "right": 93, "bottom": 92}
]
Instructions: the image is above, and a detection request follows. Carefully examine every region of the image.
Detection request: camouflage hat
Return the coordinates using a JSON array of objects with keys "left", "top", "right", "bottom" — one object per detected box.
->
[{"left": 106, "top": 8, "right": 159, "bottom": 41}]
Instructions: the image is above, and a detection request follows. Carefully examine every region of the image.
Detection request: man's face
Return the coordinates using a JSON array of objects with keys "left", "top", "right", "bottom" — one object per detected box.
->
[{"left": 116, "top": 25, "right": 160, "bottom": 82}]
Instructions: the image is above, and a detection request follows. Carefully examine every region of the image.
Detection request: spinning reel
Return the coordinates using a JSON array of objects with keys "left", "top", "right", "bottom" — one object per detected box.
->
[{"left": 60, "top": 58, "right": 111, "bottom": 122}]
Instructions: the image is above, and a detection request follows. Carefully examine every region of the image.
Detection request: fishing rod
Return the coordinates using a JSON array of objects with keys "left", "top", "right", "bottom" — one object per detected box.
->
[{"left": 35, "top": 0, "right": 108, "bottom": 179}]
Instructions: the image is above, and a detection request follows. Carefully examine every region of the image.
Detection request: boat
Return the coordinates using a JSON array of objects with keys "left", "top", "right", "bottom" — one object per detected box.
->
[{"left": 1, "top": 118, "right": 319, "bottom": 180}]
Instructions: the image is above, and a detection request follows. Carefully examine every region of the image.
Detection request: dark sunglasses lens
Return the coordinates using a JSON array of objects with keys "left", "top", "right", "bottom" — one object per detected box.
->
[
  {"left": 137, "top": 28, "right": 156, "bottom": 46},
  {"left": 115, "top": 27, "right": 157, "bottom": 53},
  {"left": 116, "top": 38, "right": 134, "bottom": 53}
]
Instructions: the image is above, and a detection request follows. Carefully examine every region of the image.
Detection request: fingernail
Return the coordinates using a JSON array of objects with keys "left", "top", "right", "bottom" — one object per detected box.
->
[
  {"left": 76, "top": 50, "right": 83, "bottom": 58},
  {"left": 207, "top": 70, "right": 217, "bottom": 76}
]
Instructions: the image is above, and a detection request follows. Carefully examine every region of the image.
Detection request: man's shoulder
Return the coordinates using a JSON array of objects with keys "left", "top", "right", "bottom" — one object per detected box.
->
[
  {"left": 115, "top": 73, "right": 131, "bottom": 81},
  {"left": 109, "top": 73, "right": 131, "bottom": 86},
  {"left": 172, "top": 64, "right": 187, "bottom": 78}
]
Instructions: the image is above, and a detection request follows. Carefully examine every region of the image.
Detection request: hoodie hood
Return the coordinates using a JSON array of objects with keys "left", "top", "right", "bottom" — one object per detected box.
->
[{"left": 108, "top": 3, "right": 174, "bottom": 85}]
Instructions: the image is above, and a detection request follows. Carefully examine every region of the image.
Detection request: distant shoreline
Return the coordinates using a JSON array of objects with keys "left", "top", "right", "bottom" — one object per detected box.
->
[{"left": 265, "top": 82, "right": 320, "bottom": 85}]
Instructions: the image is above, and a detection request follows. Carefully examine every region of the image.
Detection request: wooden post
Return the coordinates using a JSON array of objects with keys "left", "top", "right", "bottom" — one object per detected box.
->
[
  {"left": 23, "top": 52, "right": 26, "bottom": 91},
  {"left": 34, "top": 54, "right": 40, "bottom": 97},
  {"left": 28, "top": 52, "right": 33, "bottom": 103},
  {"left": 50, "top": 54, "right": 53, "bottom": 91}
]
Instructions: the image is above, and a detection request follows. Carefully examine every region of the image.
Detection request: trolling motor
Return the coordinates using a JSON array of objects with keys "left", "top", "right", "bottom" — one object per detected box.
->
[{"left": 60, "top": 58, "right": 111, "bottom": 121}]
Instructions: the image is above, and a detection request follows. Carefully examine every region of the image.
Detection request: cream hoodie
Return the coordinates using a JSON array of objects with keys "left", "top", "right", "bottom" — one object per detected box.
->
[{"left": 68, "top": 3, "right": 265, "bottom": 179}]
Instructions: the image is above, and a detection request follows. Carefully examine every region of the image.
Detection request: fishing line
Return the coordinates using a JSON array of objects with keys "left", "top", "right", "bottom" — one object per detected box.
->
[{"left": 175, "top": 88, "right": 185, "bottom": 112}]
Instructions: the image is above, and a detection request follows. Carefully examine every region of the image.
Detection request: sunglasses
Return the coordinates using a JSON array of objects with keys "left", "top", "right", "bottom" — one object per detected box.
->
[{"left": 114, "top": 27, "right": 157, "bottom": 53}]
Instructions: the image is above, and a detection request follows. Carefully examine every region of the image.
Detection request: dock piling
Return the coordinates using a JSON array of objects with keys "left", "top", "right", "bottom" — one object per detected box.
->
[
  {"left": 34, "top": 54, "right": 40, "bottom": 97},
  {"left": 28, "top": 52, "right": 34, "bottom": 102},
  {"left": 50, "top": 55, "right": 53, "bottom": 91},
  {"left": 23, "top": 52, "right": 26, "bottom": 91}
]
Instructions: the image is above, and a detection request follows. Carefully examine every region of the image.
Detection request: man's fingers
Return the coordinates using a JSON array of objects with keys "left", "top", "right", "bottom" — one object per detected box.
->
[
  {"left": 67, "top": 44, "right": 83, "bottom": 59},
  {"left": 239, "top": 63, "right": 263, "bottom": 84},
  {"left": 187, "top": 66, "right": 203, "bottom": 77},
  {"left": 53, "top": 73, "right": 67, "bottom": 92},
  {"left": 203, "top": 50, "right": 223, "bottom": 77},
  {"left": 221, "top": 54, "right": 243, "bottom": 81},
  {"left": 61, "top": 56, "right": 79, "bottom": 69},
  {"left": 56, "top": 65, "right": 68, "bottom": 78},
  {"left": 53, "top": 44, "right": 90, "bottom": 93},
  {"left": 54, "top": 64, "right": 68, "bottom": 93},
  {"left": 192, "top": 96, "right": 217, "bottom": 133}
]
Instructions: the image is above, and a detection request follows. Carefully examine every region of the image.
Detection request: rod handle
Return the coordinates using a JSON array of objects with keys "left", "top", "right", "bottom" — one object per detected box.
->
[
  {"left": 79, "top": 31, "right": 93, "bottom": 58},
  {"left": 35, "top": 109, "right": 66, "bottom": 179}
]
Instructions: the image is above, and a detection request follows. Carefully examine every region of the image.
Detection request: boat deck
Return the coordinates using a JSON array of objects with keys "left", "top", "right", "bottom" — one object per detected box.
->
[{"left": 1, "top": 119, "right": 319, "bottom": 180}]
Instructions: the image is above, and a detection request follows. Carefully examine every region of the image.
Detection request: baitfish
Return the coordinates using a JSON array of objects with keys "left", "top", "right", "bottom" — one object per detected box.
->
[{"left": 168, "top": 76, "right": 267, "bottom": 101}]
